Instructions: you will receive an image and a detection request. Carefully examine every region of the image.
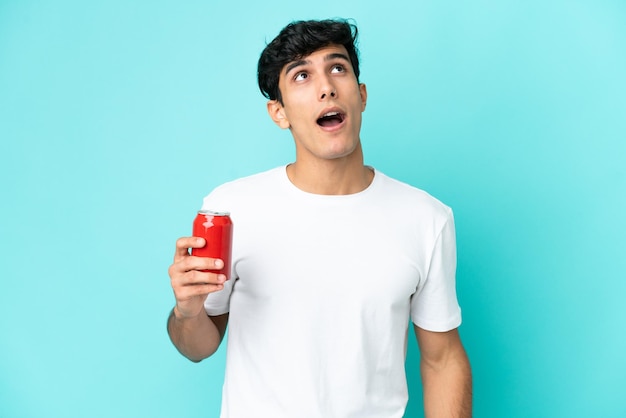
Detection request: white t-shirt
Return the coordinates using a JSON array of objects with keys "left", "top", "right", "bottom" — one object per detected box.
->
[{"left": 203, "top": 166, "right": 461, "bottom": 417}]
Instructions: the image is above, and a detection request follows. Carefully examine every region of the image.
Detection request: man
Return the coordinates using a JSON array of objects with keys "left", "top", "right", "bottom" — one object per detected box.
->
[{"left": 168, "top": 19, "right": 472, "bottom": 417}]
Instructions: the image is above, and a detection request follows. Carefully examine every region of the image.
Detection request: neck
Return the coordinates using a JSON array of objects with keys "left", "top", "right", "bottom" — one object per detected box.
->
[{"left": 286, "top": 152, "right": 374, "bottom": 195}]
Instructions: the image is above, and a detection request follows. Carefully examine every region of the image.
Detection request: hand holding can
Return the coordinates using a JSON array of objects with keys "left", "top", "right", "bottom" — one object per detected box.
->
[{"left": 191, "top": 210, "right": 233, "bottom": 280}]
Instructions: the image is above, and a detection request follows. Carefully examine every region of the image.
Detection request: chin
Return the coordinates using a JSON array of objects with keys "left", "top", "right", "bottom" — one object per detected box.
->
[{"left": 322, "top": 146, "right": 359, "bottom": 160}]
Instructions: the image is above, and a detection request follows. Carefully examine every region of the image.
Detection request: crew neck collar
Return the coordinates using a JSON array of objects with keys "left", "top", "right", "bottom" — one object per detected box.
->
[{"left": 279, "top": 164, "right": 379, "bottom": 198}]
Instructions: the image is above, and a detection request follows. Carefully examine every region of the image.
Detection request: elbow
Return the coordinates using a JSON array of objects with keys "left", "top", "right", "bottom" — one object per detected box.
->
[{"left": 182, "top": 346, "right": 219, "bottom": 363}]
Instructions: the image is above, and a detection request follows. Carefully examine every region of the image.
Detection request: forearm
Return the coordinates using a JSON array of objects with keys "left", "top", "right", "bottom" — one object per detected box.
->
[
  {"left": 421, "top": 345, "right": 472, "bottom": 417},
  {"left": 167, "top": 307, "right": 225, "bottom": 362}
]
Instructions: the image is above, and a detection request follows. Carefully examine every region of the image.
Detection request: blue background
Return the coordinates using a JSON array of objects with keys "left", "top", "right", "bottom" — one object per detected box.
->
[{"left": 1, "top": 1, "right": 625, "bottom": 417}]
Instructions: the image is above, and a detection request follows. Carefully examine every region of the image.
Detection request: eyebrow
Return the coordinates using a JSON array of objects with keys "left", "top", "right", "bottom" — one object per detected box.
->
[{"left": 284, "top": 52, "right": 351, "bottom": 76}]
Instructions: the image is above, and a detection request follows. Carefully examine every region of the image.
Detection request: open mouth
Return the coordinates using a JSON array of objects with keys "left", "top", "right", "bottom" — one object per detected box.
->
[{"left": 316, "top": 111, "right": 345, "bottom": 128}]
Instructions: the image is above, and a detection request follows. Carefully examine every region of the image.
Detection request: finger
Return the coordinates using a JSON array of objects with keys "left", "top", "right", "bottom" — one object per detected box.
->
[
  {"left": 175, "top": 282, "right": 225, "bottom": 301},
  {"left": 177, "top": 256, "right": 224, "bottom": 273},
  {"left": 170, "top": 266, "right": 227, "bottom": 287},
  {"left": 168, "top": 260, "right": 225, "bottom": 289},
  {"left": 174, "top": 237, "right": 206, "bottom": 261},
  {"left": 185, "top": 270, "right": 227, "bottom": 286}
]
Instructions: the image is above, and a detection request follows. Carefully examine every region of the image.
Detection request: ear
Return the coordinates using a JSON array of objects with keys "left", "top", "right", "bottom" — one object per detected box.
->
[
  {"left": 359, "top": 83, "right": 368, "bottom": 112},
  {"left": 267, "top": 100, "right": 291, "bottom": 129}
]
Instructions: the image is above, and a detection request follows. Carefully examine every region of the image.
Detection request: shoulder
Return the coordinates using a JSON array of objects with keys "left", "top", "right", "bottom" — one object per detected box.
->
[{"left": 374, "top": 171, "right": 452, "bottom": 220}]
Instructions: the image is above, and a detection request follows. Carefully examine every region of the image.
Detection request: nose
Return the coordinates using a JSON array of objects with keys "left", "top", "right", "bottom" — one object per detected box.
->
[
  {"left": 319, "top": 77, "right": 337, "bottom": 100},
  {"left": 320, "top": 89, "right": 336, "bottom": 100}
]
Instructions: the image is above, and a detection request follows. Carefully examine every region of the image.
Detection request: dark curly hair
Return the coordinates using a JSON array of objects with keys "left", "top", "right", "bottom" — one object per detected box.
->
[{"left": 257, "top": 19, "right": 361, "bottom": 104}]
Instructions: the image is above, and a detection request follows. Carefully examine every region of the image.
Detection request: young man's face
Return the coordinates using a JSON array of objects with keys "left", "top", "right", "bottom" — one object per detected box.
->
[{"left": 268, "top": 44, "right": 367, "bottom": 165}]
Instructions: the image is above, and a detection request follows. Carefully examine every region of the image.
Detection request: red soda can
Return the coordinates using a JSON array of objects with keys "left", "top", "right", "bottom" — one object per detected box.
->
[{"left": 191, "top": 210, "right": 233, "bottom": 279}]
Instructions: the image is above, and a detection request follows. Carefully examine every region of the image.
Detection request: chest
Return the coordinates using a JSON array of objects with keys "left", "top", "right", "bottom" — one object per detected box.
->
[{"left": 230, "top": 207, "right": 428, "bottom": 310}]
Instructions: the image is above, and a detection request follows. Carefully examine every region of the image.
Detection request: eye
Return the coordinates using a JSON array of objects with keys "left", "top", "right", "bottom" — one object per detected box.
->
[
  {"left": 331, "top": 64, "right": 346, "bottom": 73},
  {"left": 294, "top": 72, "right": 308, "bottom": 81}
]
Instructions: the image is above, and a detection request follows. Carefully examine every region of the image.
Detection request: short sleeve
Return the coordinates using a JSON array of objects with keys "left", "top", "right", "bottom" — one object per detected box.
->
[
  {"left": 410, "top": 209, "right": 462, "bottom": 331},
  {"left": 204, "top": 279, "right": 234, "bottom": 315}
]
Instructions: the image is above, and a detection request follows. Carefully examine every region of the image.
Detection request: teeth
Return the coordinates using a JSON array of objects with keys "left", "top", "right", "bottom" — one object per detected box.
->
[{"left": 322, "top": 111, "right": 340, "bottom": 118}]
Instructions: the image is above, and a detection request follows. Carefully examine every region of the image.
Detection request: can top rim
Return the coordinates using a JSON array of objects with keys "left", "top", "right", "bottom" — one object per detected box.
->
[{"left": 198, "top": 209, "right": 230, "bottom": 216}]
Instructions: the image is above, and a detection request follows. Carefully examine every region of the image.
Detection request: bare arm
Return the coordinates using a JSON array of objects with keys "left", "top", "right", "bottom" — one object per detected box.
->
[
  {"left": 167, "top": 236, "right": 230, "bottom": 362},
  {"left": 167, "top": 309, "right": 228, "bottom": 362},
  {"left": 415, "top": 326, "right": 472, "bottom": 418}
]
